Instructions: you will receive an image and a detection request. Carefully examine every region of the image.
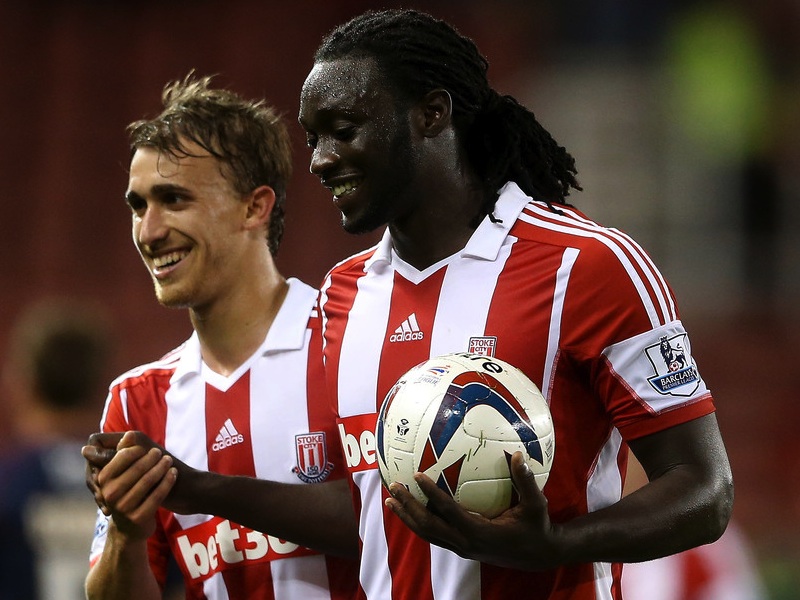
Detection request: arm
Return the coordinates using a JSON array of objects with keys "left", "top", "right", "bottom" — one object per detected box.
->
[
  {"left": 384, "top": 413, "right": 733, "bottom": 570},
  {"left": 85, "top": 433, "right": 177, "bottom": 600},
  {"left": 84, "top": 431, "right": 360, "bottom": 559}
]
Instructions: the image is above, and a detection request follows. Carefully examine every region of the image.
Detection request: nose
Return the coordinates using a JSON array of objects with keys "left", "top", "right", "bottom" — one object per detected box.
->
[
  {"left": 134, "top": 205, "right": 169, "bottom": 248},
  {"left": 309, "top": 140, "right": 339, "bottom": 177}
]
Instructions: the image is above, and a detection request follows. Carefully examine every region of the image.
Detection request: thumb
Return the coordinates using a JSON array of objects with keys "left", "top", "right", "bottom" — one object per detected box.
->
[
  {"left": 510, "top": 451, "right": 547, "bottom": 509},
  {"left": 117, "top": 430, "right": 141, "bottom": 450}
]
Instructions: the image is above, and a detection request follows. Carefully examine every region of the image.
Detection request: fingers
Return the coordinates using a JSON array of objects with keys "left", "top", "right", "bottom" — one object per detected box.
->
[
  {"left": 82, "top": 444, "right": 117, "bottom": 468},
  {"left": 83, "top": 430, "right": 177, "bottom": 525},
  {"left": 87, "top": 431, "right": 125, "bottom": 450},
  {"left": 97, "top": 446, "right": 166, "bottom": 503},
  {"left": 385, "top": 476, "right": 470, "bottom": 555},
  {"left": 114, "top": 458, "right": 177, "bottom": 527}
]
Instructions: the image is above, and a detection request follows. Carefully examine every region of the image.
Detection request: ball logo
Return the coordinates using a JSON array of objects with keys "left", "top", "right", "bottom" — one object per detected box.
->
[{"left": 396, "top": 418, "right": 410, "bottom": 436}]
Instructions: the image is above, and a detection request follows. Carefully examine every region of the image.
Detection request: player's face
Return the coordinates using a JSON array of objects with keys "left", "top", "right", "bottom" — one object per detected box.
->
[
  {"left": 126, "top": 144, "right": 249, "bottom": 309},
  {"left": 299, "top": 56, "right": 418, "bottom": 234}
]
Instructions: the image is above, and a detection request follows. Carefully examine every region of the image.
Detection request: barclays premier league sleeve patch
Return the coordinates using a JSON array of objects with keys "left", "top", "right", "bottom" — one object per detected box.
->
[{"left": 602, "top": 321, "right": 709, "bottom": 413}]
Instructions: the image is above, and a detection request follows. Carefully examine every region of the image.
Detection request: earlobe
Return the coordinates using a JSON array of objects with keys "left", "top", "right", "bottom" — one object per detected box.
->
[
  {"left": 245, "top": 185, "right": 276, "bottom": 230},
  {"left": 419, "top": 89, "right": 452, "bottom": 137}
]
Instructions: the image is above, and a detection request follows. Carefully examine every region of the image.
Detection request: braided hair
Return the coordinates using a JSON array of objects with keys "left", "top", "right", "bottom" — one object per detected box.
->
[{"left": 314, "top": 9, "right": 581, "bottom": 216}]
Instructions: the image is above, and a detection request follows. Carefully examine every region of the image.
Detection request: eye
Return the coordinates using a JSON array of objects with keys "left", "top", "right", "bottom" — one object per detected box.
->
[
  {"left": 305, "top": 133, "right": 318, "bottom": 150},
  {"left": 333, "top": 125, "right": 356, "bottom": 142},
  {"left": 125, "top": 194, "right": 146, "bottom": 215},
  {"left": 163, "top": 192, "right": 184, "bottom": 206}
]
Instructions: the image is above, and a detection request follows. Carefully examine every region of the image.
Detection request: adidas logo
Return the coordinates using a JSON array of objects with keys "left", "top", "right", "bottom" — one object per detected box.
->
[
  {"left": 389, "top": 313, "right": 425, "bottom": 342},
  {"left": 212, "top": 418, "right": 244, "bottom": 451}
]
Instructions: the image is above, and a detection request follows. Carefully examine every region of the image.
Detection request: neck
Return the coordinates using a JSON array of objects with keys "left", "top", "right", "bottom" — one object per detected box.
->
[
  {"left": 190, "top": 266, "right": 288, "bottom": 377},
  {"left": 390, "top": 181, "right": 491, "bottom": 270}
]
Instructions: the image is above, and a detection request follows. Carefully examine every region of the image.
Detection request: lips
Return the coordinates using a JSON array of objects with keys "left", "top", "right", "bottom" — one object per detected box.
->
[{"left": 151, "top": 249, "right": 189, "bottom": 276}]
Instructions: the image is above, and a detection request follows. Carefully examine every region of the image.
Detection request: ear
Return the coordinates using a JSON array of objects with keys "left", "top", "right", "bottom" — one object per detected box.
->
[
  {"left": 414, "top": 88, "right": 452, "bottom": 138},
  {"left": 243, "top": 185, "right": 276, "bottom": 231}
]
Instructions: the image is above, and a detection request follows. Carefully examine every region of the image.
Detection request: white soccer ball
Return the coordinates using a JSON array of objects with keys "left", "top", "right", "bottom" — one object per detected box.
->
[{"left": 376, "top": 352, "right": 555, "bottom": 518}]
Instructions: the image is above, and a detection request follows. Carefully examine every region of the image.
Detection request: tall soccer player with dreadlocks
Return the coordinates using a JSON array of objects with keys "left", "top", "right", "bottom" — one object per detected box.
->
[{"left": 86, "top": 9, "right": 733, "bottom": 599}]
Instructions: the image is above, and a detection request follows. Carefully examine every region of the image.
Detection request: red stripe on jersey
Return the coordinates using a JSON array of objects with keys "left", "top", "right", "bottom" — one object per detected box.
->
[
  {"left": 374, "top": 268, "right": 448, "bottom": 600},
  {"left": 376, "top": 268, "right": 443, "bottom": 399},
  {"left": 203, "top": 374, "right": 276, "bottom": 599},
  {"left": 205, "top": 375, "right": 256, "bottom": 477},
  {"left": 101, "top": 368, "right": 173, "bottom": 445},
  {"left": 321, "top": 253, "right": 374, "bottom": 413}
]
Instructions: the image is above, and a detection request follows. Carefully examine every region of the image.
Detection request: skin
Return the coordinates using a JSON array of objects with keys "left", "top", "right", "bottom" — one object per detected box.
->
[{"left": 86, "top": 55, "right": 733, "bottom": 578}]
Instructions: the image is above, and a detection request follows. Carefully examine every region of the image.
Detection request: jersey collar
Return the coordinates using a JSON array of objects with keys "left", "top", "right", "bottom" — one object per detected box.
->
[
  {"left": 364, "top": 181, "right": 531, "bottom": 273},
  {"left": 170, "top": 278, "right": 317, "bottom": 384}
]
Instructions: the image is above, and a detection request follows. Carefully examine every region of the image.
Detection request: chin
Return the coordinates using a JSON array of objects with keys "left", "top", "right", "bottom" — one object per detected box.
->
[
  {"left": 341, "top": 209, "right": 387, "bottom": 236},
  {"left": 154, "top": 286, "right": 192, "bottom": 309}
]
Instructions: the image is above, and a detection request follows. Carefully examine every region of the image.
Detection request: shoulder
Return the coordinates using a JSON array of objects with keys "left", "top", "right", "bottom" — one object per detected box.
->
[
  {"left": 513, "top": 201, "right": 678, "bottom": 328},
  {"left": 324, "top": 244, "right": 381, "bottom": 280},
  {"left": 107, "top": 341, "right": 187, "bottom": 392}
]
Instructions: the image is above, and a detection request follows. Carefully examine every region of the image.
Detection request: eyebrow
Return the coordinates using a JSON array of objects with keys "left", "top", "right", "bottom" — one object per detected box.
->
[{"left": 125, "top": 183, "right": 192, "bottom": 204}]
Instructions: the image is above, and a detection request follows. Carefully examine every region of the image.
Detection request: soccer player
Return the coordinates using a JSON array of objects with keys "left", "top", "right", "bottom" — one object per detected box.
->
[
  {"left": 86, "top": 9, "right": 734, "bottom": 599},
  {"left": 83, "top": 74, "right": 358, "bottom": 600}
]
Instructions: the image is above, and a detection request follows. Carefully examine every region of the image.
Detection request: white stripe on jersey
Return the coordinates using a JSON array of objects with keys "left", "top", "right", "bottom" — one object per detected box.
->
[
  {"left": 430, "top": 544, "right": 480, "bottom": 599},
  {"left": 427, "top": 236, "right": 518, "bottom": 596},
  {"left": 353, "top": 470, "right": 393, "bottom": 597},
  {"left": 587, "top": 428, "right": 624, "bottom": 600},
  {"left": 543, "top": 247, "right": 579, "bottom": 405},
  {"left": 429, "top": 236, "right": 515, "bottom": 358},
  {"left": 336, "top": 263, "right": 395, "bottom": 417},
  {"left": 520, "top": 203, "right": 676, "bottom": 327},
  {"left": 273, "top": 555, "right": 338, "bottom": 600},
  {"left": 203, "top": 576, "right": 230, "bottom": 600},
  {"left": 164, "top": 373, "right": 210, "bottom": 473},
  {"left": 250, "top": 328, "right": 312, "bottom": 479}
]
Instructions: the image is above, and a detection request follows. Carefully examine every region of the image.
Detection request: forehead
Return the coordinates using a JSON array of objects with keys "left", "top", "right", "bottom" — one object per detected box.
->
[
  {"left": 128, "top": 143, "right": 228, "bottom": 192},
  {"left": 299, "top": 56, "right": 394, "bottom": 120}
]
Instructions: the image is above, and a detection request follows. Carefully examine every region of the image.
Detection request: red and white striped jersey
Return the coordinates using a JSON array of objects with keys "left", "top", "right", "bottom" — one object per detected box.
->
[
  {"left": 320, "top": 183, "right": 716, "bottom": 600},
  {"left": 89, "top": 278, "right": 358, "bottom": 600}
]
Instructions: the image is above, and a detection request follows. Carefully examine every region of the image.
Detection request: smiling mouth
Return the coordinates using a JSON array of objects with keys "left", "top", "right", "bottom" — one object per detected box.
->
[
  {"left": 331, "top": 179, "right": 362, "bottom": 198},
  {"left": 152, "top": 250, "right": 189, "bottom": 273}
]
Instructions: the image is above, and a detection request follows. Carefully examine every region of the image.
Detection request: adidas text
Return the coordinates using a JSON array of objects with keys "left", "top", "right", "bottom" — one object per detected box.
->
[
  {"left": 390, "top": 331, "right": 424, "bottom": 342},
  {"left": 212, "top": 434, "right": 244, "bottom": 451}
]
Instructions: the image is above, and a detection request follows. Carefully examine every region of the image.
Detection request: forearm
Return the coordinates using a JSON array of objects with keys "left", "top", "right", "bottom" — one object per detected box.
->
[
  {"left": 555, "top": 460, "right": 733, "bottom": 565},
  {"left": 85, "top": 526, "right": 161, "bottom": 600},
  {"left": 553, "top": 415, "right": 734, "bottom": 566},
  {"left": 170, "top": 471, "right": 360, "bottom": 559}
]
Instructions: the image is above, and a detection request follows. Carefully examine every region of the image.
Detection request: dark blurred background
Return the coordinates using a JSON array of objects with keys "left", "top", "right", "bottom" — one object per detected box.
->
[{"left": 1, "top": 0, "right": 798, "bottom": 597}]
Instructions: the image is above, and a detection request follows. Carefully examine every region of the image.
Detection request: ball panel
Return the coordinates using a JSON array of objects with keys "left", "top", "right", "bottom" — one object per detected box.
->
[{"left": 457, "top": 479, "right": 513, "bottom": 518}]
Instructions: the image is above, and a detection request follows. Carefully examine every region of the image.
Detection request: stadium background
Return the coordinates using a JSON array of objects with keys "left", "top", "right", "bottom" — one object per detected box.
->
[{"left": 1, "top": 0, "right": 797, "bottom": 596}]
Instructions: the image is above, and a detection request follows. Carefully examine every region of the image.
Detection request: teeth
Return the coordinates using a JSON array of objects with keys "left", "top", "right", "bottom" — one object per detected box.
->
[
  {"left": 153, "top": 251, "right": 188, "bottom": 269},
  {"left": 332, "top": 180, "right": 359, "bottom": 197}
]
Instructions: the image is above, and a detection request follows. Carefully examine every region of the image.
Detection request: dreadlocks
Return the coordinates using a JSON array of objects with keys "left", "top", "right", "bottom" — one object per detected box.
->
[{"left": 314, "top": 9, "right": 581, "bottom": 215}]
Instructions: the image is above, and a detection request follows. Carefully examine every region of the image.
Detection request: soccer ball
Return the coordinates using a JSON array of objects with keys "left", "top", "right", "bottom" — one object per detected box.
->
[{"left": 376, "top": 352, "right": 555, "bottom": 518}]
